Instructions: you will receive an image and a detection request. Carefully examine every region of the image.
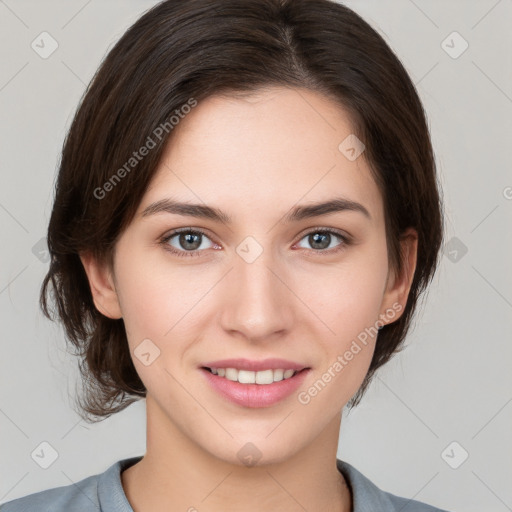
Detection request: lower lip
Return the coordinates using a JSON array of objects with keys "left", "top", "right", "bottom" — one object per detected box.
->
[{"left": 200, "top": 368, "right": 310, "bottom": 408}]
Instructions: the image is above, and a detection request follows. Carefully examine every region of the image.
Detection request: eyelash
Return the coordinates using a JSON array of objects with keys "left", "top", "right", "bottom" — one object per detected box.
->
[{"left": 159, "top": 227, "right": 351, "bottom": 259}]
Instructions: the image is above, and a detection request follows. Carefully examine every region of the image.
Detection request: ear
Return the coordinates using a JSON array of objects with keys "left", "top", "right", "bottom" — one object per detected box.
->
[
  {"left": 379, "top": 227, "right": 418, "bottom": 325},
  {"left": 79, "top": 251, "right": 122, "bottom": 319}
]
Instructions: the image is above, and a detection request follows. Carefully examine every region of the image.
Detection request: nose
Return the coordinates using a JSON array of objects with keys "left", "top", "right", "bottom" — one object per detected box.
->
[{"left": 219, "top": 247, "right": 295, "bottom": 343}]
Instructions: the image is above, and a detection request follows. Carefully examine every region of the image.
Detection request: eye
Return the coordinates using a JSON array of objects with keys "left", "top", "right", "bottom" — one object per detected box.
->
[
  {"left": 160, "top": 228, "right": 218, "bottom": 258},
  {"left": 159, "top": 227, "right": 351, "bottom": 258},
  {"left": 295, "top": 228, "right": 350, "bottom": 254}
]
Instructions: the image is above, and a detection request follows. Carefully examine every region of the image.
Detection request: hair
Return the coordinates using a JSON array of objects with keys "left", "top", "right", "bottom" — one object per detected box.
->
[{"left": 40, "top": 0, "right": 444, "bottom": 422}]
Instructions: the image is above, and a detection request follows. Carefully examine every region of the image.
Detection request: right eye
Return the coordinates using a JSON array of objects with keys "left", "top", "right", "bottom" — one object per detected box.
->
[{"left": 159, "top": 228, "right": 220, "bottom": 258}]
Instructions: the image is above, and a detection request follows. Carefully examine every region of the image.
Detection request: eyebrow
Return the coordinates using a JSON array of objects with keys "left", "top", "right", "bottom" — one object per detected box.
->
[{"left": 140, "top": 197, "right": 371, "bottom": 223}]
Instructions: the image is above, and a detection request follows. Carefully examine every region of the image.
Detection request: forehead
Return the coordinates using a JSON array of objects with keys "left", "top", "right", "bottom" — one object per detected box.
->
[{"left": 139, "top": 86, "right": 383, "bottom": 226}]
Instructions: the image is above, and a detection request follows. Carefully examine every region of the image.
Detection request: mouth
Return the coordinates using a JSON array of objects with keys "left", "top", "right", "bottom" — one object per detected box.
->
[
  {"left": 201, "top": 366, "right": 305, "bottom": 385},
  {"left": 199, "top": 358, "right": 311, "bottom": 408}
]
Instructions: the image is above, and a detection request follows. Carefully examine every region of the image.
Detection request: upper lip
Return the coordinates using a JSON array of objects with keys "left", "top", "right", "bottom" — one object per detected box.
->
[{"left": 201, "top": 358, "right": 309, "bottom": 372}]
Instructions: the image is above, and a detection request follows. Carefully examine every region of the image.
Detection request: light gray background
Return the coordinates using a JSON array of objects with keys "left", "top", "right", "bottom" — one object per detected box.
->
[{"left": 1, "top": 1, "right": 511, "bottom": 511}]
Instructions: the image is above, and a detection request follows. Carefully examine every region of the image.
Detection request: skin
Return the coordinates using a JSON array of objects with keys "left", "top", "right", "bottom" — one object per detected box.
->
[{"left": 80, "top": 86, "right": 417, "bottom": 512}]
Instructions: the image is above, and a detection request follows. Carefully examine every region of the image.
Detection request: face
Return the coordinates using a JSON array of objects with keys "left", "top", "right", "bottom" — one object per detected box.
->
[{"left": 82, "top": 86, "right": 416, "bottom": 466}]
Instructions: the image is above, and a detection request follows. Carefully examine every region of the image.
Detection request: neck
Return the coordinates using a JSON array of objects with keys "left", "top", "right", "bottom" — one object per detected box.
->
[{"left": 121, "top": 398, "right": 352, "bottom": 512}]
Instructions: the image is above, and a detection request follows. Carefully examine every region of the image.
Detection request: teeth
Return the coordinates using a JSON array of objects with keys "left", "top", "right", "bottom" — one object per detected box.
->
[
  {"left": 273, "top": 369, "right": 284, "bottom": 381},
  {"left": 208, "top": 367, "right": 299, "bottom": 385}
]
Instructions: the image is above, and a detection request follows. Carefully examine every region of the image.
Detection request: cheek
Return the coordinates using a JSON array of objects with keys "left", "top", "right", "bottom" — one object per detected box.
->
[
  {"left": 296, "top": 247, "right": 388, "bottom": 338},
  {"left": 295, "top": 264, "right": 386, "bottom": 413},
  {"left": 114, "top": 240, "right": 195, "bottom": 330},
  {"left": 116, "top": 273, "right": 170, "bottom": 340},
  {"left": 113, "top": 248, "right": 217, "bottom": 373},
  {"left": 293, "top": 246, "right": 388, "bottom": 399},
  {"left": 112, "top": 267, "right": 191, "bottom": 393}
]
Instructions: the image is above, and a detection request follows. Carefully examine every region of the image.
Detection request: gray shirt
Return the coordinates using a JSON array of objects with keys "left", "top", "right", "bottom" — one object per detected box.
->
[{"left": 0, "top": 455, "right": 450, "bottom": 511}]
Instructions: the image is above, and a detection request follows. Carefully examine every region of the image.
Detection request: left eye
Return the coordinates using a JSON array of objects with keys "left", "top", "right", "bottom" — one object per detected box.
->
[{"left": 296, "top": 229, "right": 347, "bottom": 252}]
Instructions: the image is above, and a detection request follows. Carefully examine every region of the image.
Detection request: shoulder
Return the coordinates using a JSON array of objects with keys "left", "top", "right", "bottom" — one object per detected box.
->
[
  {"left": 0, "top": 474, "right": 100, "bottom": 512},
  {"left": 0, "top": 456, "right": 143, "bottom": 512},
  {"left": 337, "top": 459, "right": 452, "bottom": 512}
]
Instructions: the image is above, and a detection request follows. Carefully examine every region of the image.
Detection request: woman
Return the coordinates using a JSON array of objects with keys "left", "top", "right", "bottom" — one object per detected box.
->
[{"left": 1, "top": 0, "right": 449, "bottom": 510}]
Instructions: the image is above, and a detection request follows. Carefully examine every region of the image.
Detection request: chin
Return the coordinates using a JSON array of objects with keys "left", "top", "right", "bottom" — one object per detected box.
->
[{"left": 193, "top": 426, "right": 308, "bottom": 469}]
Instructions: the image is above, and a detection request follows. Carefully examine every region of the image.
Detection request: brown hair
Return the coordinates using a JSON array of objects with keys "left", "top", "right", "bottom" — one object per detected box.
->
[{"left": 40, "top": 0, "right": 444, "bottom": 422}]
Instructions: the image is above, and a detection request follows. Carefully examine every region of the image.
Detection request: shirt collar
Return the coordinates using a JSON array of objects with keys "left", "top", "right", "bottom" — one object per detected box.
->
[
  {"left": 98, "top": 455, "right": 396, "bottom": 511},
  {"left": 337, "top": 459, "right": 397, "bottom": 511}
]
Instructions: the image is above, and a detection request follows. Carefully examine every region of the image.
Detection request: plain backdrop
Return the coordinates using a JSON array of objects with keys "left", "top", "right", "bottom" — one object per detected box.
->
[{"left": 1, "top": 1, "right": 511, "bottom": 511}]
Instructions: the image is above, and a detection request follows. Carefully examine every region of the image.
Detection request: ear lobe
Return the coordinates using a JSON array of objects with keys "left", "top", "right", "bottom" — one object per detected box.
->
[
  {"left": 380, "top": 228, "right": 418, "bottom": 324},
  {"left": 79, "top": 251, "right": 122, "bottom": 319}
]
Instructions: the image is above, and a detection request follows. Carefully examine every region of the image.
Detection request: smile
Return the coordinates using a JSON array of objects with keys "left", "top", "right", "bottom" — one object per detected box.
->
[
  {"left": 204, "top": 367, "right": 299, "bottom": 385},
  {"left": 199, "top": 358, "right": 311, "bottom": 408}
]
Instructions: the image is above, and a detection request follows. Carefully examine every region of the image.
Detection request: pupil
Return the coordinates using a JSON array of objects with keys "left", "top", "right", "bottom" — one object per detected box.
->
[
  {"left": 311, "top": 232, "right": 330, "bottom": 250},
  {"left": 180, "top": 232, "right": 201, "bottom": 250}
]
